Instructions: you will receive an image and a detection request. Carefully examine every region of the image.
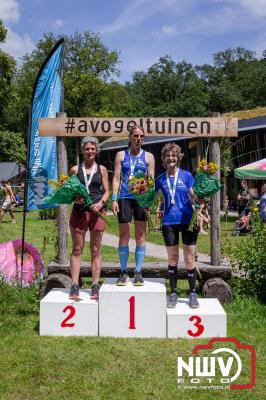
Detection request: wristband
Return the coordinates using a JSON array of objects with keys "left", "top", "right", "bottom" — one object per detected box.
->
[{"left": 112, "top": 193, "right": 118, "bottom": 201}]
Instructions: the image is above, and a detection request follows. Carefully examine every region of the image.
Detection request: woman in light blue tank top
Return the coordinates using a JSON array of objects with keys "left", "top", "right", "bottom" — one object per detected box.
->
[
  {"left": 119, "top": 148, "right": 148, "bottom": 199},
  {"left": 112, "top": 125, "right": 155, "bottom": 286}
]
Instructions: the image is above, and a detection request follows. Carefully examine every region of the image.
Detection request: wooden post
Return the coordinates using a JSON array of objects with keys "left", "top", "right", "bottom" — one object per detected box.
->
[
  {"left": 76, "top": 137, "right": 80, "bottom": 165},
  {"left": 223, "top": 177, "right": 229, "bottom": 217},
  {"left": 56, "top": 112, "right": 68, "bottom": 265},
  {"left": 210, "top": 138, "right": 221, "bottom": 266}
]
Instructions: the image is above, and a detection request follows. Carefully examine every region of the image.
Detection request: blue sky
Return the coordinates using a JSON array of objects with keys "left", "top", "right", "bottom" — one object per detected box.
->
[{"left": 1, "top": 0, "right": 266, "bottom": 82}]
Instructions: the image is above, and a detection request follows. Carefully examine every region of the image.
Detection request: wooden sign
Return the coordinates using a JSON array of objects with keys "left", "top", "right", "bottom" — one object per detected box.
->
[{"left": 39, "top": 117, "right": 238, "bottom": 137}]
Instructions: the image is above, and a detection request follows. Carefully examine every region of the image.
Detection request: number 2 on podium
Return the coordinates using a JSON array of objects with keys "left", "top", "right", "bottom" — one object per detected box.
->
[
  {"left": 61, "top": 305, "right": 76, "bottom": 328},
  {"left": 129, "top": 296, "right": 136, "bottom": 329}
]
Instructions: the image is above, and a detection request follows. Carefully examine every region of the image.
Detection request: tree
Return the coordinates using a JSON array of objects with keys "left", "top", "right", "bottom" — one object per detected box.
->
[
  {"left": 0, "top": 20, "right": 16, "bottom": 129},
  {"left": 128, "top": 55, "right": 209, "bottom": 117},
  {"left": 8, "top": 31, "right": 121, "bottom": 138},
  {"left": 0, "top": 130, "right": 26, "bottom": 164},
  {"left": 197, "top": 47, "right": 266, "bottom": 113}
]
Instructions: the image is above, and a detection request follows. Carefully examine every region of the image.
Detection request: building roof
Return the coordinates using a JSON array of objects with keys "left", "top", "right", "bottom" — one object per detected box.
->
[
  {"left": 237, "top": 115, "right": 266, "bottom": 132},
  {"left": 223, "top": 107, "right": 266, "bottom": 132},
  {"left": 0, "top": 162, "right": 25, "bottom": 182},
  {"left": 223, "top": 106, "right": 266, "bottom": 120}
]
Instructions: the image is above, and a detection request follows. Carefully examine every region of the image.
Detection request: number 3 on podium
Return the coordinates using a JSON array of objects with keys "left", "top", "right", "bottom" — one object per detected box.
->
[{"left": 187, "top": 315, "right": 204, "bottom": 337}]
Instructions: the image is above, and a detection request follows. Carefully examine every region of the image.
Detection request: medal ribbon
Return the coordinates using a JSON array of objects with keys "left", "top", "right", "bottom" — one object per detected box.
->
[
  {"left": 129, "top": 149, "right": 143, "bottom": 177},
  {"left": 166, "top": 169, "right": 179, "bottom": 204},
  {"left": 82, "top": 162, "right": 97, "bottom": 195}
]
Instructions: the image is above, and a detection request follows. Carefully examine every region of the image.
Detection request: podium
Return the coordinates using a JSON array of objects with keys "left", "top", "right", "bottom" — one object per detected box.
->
[
  {"left": 40, "top": 289, "right": 98, "bottom": 336},
  {"left": 167, "top": 298, "right": 226, "bottom": 338},
  {"left": 99, "top": 278, "right": 166, "bottom": 338},
  {"left": 39, "top": 282, "right": 227, "bottom": 338}
]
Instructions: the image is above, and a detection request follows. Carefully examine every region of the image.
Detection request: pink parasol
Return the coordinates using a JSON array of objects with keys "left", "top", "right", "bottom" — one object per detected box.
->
[
  {"left": 234, "top": 158, "right": 266, "bottom": 180},
  {"left": 0, "top": 239, "right": 44, "bottom": 287}
]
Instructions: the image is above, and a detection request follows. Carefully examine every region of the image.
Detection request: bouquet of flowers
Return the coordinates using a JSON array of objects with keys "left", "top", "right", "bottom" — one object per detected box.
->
[
  {"left": 128, "top": 172, "right": 155, "bottom": 230},
  {"left": 41, "top": 174, "right": 109, "bottom": 224},
  {"left": 188, "top": 159, "right": 221, "bottom": 231}
]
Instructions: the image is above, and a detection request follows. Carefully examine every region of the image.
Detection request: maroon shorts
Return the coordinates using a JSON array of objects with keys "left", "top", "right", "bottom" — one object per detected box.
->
[{"left": 70, "top": 208, "right": 106, "bottom": 232}]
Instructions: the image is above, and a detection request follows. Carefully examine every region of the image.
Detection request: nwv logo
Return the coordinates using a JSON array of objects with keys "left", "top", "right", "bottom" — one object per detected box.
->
[
  {"left": 177, "top": 338, "right": 255, "bottom": 390},
  {"left": 178, "top": 348, "right": 242, "bottom": 379}
]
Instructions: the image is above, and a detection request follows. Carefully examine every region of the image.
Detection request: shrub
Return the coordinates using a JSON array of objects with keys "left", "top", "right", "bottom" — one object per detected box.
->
[
  {"left": 38, "top": 208, "right": 57, "bottom": 220},
  {"left": 228, "top": 209, "right": 266, "bottom": 303}
]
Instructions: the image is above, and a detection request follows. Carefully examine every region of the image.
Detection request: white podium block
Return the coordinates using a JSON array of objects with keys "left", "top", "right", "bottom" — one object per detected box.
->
[
  {"left": 40, "top": 288, "right": 98, "bottom": 336},
  {"left": 167, "top": 298, "right": 226, "bottom": 338},
  {"left": 99, "top": 278, "right": 166, "bottom": 338}
]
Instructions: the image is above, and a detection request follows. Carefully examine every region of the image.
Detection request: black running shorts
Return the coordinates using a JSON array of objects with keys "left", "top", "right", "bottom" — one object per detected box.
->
[
  {"left": 162, "top": 223, "right": 198, "bottom": 246},
  {"left": 117, "top": 198, "right": 147, "bottom": 223}
]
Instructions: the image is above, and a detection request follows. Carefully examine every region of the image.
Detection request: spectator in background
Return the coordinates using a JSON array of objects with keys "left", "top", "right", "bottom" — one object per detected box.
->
[
  {"left": 154, "top": 198, "right": 165, "bottom": 231},
  {"left": 232, "top": 207, "right": 252, "bottom": 236},
  {"left": 259, "top": 183, "right": 266, "bottom": 224},
  {"left": 0, "top": 180, "right": 16, "bottom": 224},
  {"left": 15, "top": 191, "right": 23, "bottom": 206},
  {"left": 197, "top": 198, "right": 210, "bottom": 235},
  {"left": 237, "top": 180, "right": 251, "bottom": 216}
]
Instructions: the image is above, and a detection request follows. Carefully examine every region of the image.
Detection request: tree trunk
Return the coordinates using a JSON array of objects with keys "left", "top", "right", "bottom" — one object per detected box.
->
[{"left": 210, "top": 138, "right": 221, "bottom": 265}]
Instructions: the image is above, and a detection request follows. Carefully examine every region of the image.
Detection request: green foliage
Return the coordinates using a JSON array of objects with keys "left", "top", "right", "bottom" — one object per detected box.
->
[
  {"left": 0, "top": 187, "right": 4, "bottom": 201},
  {"left": 8, "top": 31, "right": 122, "bottom": 138},
  {"left": 38, "top": 208, "right": 57, "bottom": 220},
  {"left": 0, "top": 20, "right": 7, "bottom": 42},
  {"left": 128, "top": 55, "right": 209, "bottom": 116},
  {"left": 64, "top": 31, "right": 119, "bottom": 116},
  {"left": 228, "top": 210, "right": 266, "bottom": 303},
  {"left": 40, "top": 219, "right": 58, "bottom": 262},
  {"left": 0, "top": 21, "right": 16, "bottom": 129},
  {"left": 2, "top": 22, "right": 266, "bottom": 151},
  {"left": 197, "top": 47, "right": 266, "bottom": 113},
  {"left": 0, "top": 130, "right": 26, "bottom": 164}
]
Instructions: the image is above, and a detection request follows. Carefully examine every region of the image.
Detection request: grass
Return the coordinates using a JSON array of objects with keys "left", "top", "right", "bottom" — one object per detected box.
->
[
  {"left": 0, "top": 210, "right": 265, "bottom": 399},
  {"left": 105, "top": 214, "right": 243, "bottom": 256},
  {"left": 0, "top": 282, "right": 265, "bottom": 400},
  {"left": 0, "top": 209, "right": 246, "bottom": 268},
  {"left": 0, "top": 210, "right": 159, "bottom": 266}
]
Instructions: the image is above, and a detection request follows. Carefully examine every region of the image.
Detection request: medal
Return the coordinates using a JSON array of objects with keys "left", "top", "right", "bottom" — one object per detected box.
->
[
  {"left": 129, "top": 149, "right": 144, "bottom": 177},
  {"left": 166, "top": 169, "right": 179, "bottom": 206}
]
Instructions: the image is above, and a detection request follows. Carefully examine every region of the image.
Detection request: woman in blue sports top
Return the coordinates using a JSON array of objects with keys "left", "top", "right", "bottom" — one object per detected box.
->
[
  {"left": 155, "top": 143, "right": 199, "bottom": 309},
  {"left": 112, "top": 125, "right": 155, "bottom": 286}
]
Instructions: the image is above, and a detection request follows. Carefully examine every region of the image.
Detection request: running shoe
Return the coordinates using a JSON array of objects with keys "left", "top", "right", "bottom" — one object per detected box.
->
[
  {"left": 188, "top": 292, "right": 200, "bottom": 308},
  {"left": 69, "top": 283, "right": 80, "bottom": 300},
  {"left": 133, "top": 272, "right": 144, "bottom": 286},
  {"left": 167, "top": 292, "right": 178, "bottom": 308},
  {"left": 90, "top": 283, "right": 100, "bottom": 300},
  {"left": 116, "top": 271, "right": 129, "bottom": 286}
]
